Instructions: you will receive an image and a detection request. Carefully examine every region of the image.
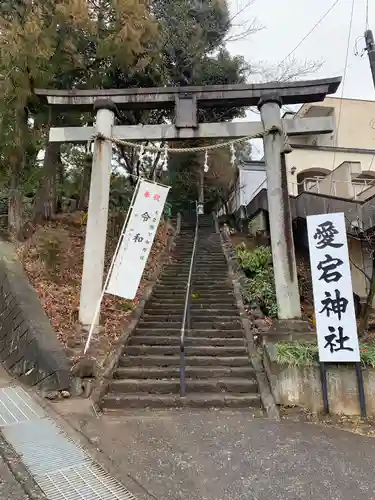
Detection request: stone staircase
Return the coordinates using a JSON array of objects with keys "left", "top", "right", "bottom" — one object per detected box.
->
[{"left": 102, "top": 214, "right": 261, "bottom": 410}]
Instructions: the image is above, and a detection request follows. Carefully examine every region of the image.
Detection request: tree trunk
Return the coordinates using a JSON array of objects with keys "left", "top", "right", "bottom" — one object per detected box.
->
[
  {"left": 56, "top": 160, "right": 65, "bottom": 213},
  {"left": 78, "top": 156, "right": 91, "bottom": 211},
  {"left": 8, "top": 107, "right": 28, "bottom": 238},
  {"left": 8, "top": 169, "right": 23, "bottom": 237},
  {"left": 360, "top": 253, "right": 375, "bottom": 333},
  {"left": 33, "top": 142, "right": 61, "bottom": 223}
]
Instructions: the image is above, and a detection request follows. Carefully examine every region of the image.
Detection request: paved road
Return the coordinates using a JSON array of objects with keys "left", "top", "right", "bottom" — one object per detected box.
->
[
  {"left": 0, "top": 455, "right": 30, "bottom": 500},
  {"left": 77, "top": 409, "right": 375, "bottom": 500}
]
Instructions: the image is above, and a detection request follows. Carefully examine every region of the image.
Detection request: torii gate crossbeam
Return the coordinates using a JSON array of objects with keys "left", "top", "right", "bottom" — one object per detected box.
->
[{"left": 36, "top": 77, "right": 341, "bottom": 330}]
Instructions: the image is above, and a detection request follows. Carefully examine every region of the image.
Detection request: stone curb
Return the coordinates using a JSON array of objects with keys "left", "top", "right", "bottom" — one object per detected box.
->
[{"left": 215, "top": 220, "right": 280, "bottom": 421}]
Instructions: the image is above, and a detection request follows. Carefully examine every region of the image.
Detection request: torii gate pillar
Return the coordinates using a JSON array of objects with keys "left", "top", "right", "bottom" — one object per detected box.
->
[
  {"left": 259, "top": 96, "right": 300, "bottom": 318},
  {"left": 79, "top": 100, "right": 115, "bottom": 329}
]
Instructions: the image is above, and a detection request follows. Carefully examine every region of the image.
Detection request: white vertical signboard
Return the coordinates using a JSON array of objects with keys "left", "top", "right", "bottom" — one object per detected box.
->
[
  {"left": 106, "top": 179, "right": 170, "bottom": 300},
  {"left": 307, "top": 212, "right": 360, "bottom": 363}
]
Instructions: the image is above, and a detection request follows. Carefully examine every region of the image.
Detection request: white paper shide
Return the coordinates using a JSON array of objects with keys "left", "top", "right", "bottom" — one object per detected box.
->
[
  {"left": 106, "top": 179, "right": 170, "bottom": 300},
  {"left": 307, "top": 212, "right": 360, "bottom": 363}
]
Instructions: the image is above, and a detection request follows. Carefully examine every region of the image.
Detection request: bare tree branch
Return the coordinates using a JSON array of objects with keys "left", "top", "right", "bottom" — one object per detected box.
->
[
  {"left": 249, "top": 57, "right": 324, "bottom": 83},
  {"left": 349, "top": 255, "right": 371, "bottom": 283},
  {"left": 149, "top": 141, "right": 165, "bottom": 180},
  {"left": 224, "top": 18, "right": 263, "bottom": 43}
]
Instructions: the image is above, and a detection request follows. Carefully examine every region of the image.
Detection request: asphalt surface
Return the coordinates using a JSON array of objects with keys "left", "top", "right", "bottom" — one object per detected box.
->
[
  {"left": 77, "top": 409, "right": 375, "bottom": 500},
  {"left": 0, "top": 455, "right": 30, "bottom": 500}
]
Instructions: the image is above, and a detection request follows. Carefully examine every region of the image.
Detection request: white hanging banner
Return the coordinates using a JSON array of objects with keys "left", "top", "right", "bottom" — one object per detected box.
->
[
  {"left": 307, "top": 212, "right": 360, "bottom": 363},
  {"left": 106, "top": 179, "right": 170, "bottom": 300}
]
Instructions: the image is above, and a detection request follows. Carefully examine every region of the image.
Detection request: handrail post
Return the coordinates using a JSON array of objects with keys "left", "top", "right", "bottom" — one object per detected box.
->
[{"left": 180, "top": 202, "right": 199, "bottom": 398}]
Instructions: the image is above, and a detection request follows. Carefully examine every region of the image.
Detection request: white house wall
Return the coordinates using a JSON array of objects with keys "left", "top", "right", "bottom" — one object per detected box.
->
[{"left": 239, "top": 169, "right": 267, "bottom": 207}]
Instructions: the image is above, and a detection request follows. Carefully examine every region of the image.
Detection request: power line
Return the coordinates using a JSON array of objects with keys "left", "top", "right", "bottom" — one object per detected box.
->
[
  {"left": 279, "top": 0, "right": 340, "bottom": 65},
  {"left": 228, "top": 0, "right": 255, "bottom": 24},
  {"left": 327, "top": 0, "right": 356, "bottom": 206}
]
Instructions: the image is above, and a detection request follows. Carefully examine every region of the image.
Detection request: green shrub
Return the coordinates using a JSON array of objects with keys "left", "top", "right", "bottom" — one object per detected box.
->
[
  {"left": 276, "top": 342, "right": 318, "bottom": 366},
  {"left": 246, "top": 268, "right": 278, "bottom": 317},
  {"left": 358, "top": 345, "right": 375, "bottom": 367},
  {"left": 275, "top": 342, "right": 375, "bottom": 368},
  {"left": 236, "top": 244, "right": 277, "bottom": 317},
  {"left": 236, "top": 244, "right": 272, "bottom": 276}
]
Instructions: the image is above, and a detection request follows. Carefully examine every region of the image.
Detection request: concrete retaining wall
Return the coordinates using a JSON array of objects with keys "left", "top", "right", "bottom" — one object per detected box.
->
[
  {"left": 0, "top": 241, "right": 70, "bottom": 391},
  {"left": 264, "top": 343, "right": 375, "bottom": 416}
]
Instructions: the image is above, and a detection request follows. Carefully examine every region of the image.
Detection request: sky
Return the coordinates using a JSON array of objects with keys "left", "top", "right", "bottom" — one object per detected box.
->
[{"left": 226, "top": 0, "right": 375, "bottom": 157}]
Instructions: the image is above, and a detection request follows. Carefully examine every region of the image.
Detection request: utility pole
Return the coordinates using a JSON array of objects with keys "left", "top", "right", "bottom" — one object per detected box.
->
[{"left": 365, "top": 29, "right": 375, "bottom": 88}]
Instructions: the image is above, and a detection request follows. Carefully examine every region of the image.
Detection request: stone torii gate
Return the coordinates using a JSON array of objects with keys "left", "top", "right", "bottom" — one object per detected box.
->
[{"left": 36, "top": 76, "right": 341, "bottom": 330}]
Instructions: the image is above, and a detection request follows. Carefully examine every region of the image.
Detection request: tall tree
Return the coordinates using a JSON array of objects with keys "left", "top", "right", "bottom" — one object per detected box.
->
[
  {"left": 107, "top": 0, "right": 248, "bottom": 186},
  {"left": 0, "top": 0, "right": 158, "bottom": 232}
]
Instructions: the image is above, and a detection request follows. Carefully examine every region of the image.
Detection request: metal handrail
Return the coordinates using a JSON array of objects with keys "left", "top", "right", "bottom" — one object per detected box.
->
[{"left": 180, "top": 205, "right": 199, "bottom": 397}]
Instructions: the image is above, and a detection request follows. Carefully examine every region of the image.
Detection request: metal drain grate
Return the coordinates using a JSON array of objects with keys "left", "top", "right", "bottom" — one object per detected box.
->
[
  {"left": 0, "top": 386, "right": 138, "bottom": 500},
  {"left": 38, "top": 463, "right": 137, "bottom": 500},
  {"left": 3, "top": 418, "right": 88, "bottom": 475},
  {"left": 0, "top": 386, "right": 45, "bottom": 426}
]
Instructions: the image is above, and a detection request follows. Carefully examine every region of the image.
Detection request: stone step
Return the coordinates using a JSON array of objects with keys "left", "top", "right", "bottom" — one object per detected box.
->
[
  {"left": 160, "top": 277, "right": 228, "bottom": 283},
  {"left": 114, "top": 365, "right": 255, "bottom": 379},
  {"left": 108, "top": 377, "right": 258, "bottom": 394},
  {"left": 191, "top": 303, "right": 237, "bottom": 309},
  {"left": 151, "top": 290, "right": 233, "bottom": 298},
  {"left": 137, "top": 321, "right": 181, "bottom": 329},
  {"left": 152, "top": 281, "right": 233, "bottom": 292},
  {"left": 119, "top": 355, "right": 250, "bottom": 367},
  {"left": 168, "top": 259, "right": 226, "bottom": 265},
  {"left": 194, "top": 283, "right": 232, "bottom": 289},
  {"left": 165, "top": 261, "right": 226, "bottom": 266},
  {"left": 157, "top": 283, "right": 228, "bottom": 289},
  {"left": 195, "top": 259, "right": 226, "bottom": 262},
  {"left": 159, "top": 276, "right": 228, "bottom": 282},
  {"left": 191, "top": 316, "right": 241, "bottom": 323},
  {"left": 151, "top": 288, "right": 188, "bottom": 295},
  {"left": 156, "top": 285, "right": 231, "bottom": 292},
  {"left": 160, "top": 278, "right": 230, "bottom": 284},
  {"left": 140, "top": 316, "right": 240, "bottom": 326},
  {"left": 129, "top": 336, "right": 246, "bottom": 347},
  {"left": 193, "top": 321, "right": 241, "bottom": 330},
  {"left": 137, "top": 320, "right": 241, "bottom": 330},
  {"left": 102, "top": 393, "right": 262, "bottom": 410},
  {"left": 163, "top": 266, "right": 227, "bottom": 271},
  {"left": 144, "top": 306, "right": 237, "bottom": 314},
  {"left": 147, "top": 298, "right": 236, "bottom": 306},
  {"left": 146, "top": 304, "right": 237, "bottom": 312},
  {"left": 166, "top": 259, "right": 226, "bottom": 264},
  {"left": 123, "top": 345, "right": 248, "bottom": 356},
  {"left": 172, "top": 252, "right": 224, "bottom": 257},
  {"left": 143, "top": 310, "right": 237, "bottom": 318},
  {"left": 134, "top": 328, "right": 245, "bottom": 338}
]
